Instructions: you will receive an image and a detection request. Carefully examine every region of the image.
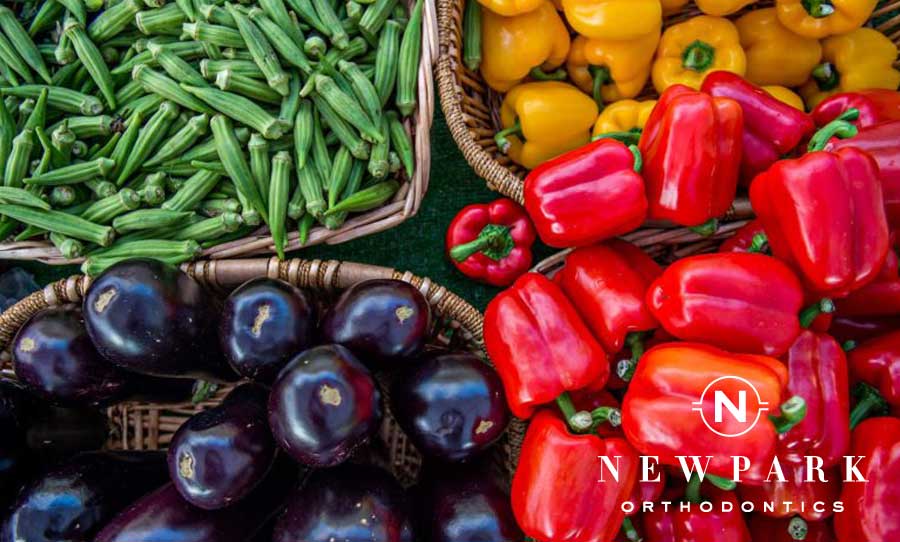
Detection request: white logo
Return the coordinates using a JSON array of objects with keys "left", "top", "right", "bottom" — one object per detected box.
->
[{"left": 692, "top": 376, "right": 770, "bottom": 438}]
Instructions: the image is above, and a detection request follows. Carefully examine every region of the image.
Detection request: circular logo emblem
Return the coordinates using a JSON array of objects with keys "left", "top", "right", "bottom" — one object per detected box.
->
[{"left": 692, "top": 376, "right": 769, "bottom": 438}]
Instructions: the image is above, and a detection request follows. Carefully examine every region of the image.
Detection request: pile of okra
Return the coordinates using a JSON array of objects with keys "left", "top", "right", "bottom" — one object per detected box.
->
[{"left": 0, "top": 0, "right": 421, "bottom": 274}]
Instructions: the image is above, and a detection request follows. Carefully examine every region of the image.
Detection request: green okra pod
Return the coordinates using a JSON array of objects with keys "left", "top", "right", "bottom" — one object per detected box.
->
[
  {"left": 181, "top": 21, "right": 245, "bottom": 47},
  {"left": 49, "top": 232, "right": 84, "bottom": 259},
  {"left": 109, "top": 112, "right": 143, "bottom": 179},
  {"left": 24, "top": 157, "right": 113, "bottom": 187},
  {"left": 310, "top": 0, "right": 348, "bottom": 49},
  {"left": 268, "top": 150, "right": 291, "bottom": 259},
  {"left": 88, "top": 0, "right": 142, "bottom": 42},
  {"left": 50, "top": 121, "right": 76, "bottom": 166},
  {"left": 64, "top": 19, "right": 117, "bottom": 109},
  {"left": 358, "top": 0, "right": 398, "bottom": 44},
  {"left": 136, "top": 4, "right": 186, "bottom": 35},
  {"left": 0, "top": 186, "right": 50, "bottom": 210},
  {"left": 171, "top": 211, "right": 243, "bottom": 240},
  {"left": 116, "top": 100, "right": 180, "bottom": 185},
  {"left": 368, "top": 115, "right": 389, "bottom": 179},
  {"left": 162, "top": 168, "right": 222, "bottom": 211},
  {"left": 210, "top": 114, "right": 268, "bottom": 220},
  {"left": 0, "top": 203, "right": 115, "bottom": 245},
  {"left": 0, "top": 98, "right": 11, "bottom": 176},
  {"left": 199, "top": 4, "right": 237, "bottom": 27},
  {"left": 312, "top": 94, "right": 369, "bottom": 159},
  {"left": 4, "top": 129, "right": 35, "bottom": 188},
  {"left": 338, "top": 60, "right": 381, "bottom": 126},
  {"left": 298, "top": 160, "right": 325, "bottom": 218},
  {"left": 329, "top": 145, "right": 353, "bottom": 208},
  {"left": 278, "top": 71, "right": 301, "bottom": 130},
  {"left": 462, "top": 0, "right": 481, "bottom": 72},
  {"left": 54, "top": 33, "right": 76, "bottom": 65},
  {"left": 112, "top": 40, "right": 205, "bottom": 75},
  {"left": 49, "top": 186, "right": 79, "bottom": 208},
  {"left": 29, "top": 1, "right": 66, "bottom": 37},
  {"left": 0, "top": 85, "right": 103, "bottom": 116},
  {"left": 145, "top": 113, "right": 209, "bottom": 167},
  {"left": 312, "top": 74, "right": 382, "bottom": 143},
  {"left": 395, "top": 0, "right": 422, "bottom": 116},
  {"left": 287, "top": 182, "right": 305, "bottom": 220},
  {"left": 386, "top": 110, "right": 413, "bottom": 176},
  {"left": 323, "top": 178, "right": 398, "bottom": 216},
  {"left": 57, "top": 0, "right": 88, "bottom": 24},
  {"left": 183, "top": 85, "right": 284, "bottom": 139},
  {"left": 81, "top": 240, "right": 202, "bottom": 275},
  {"left": 297, "top": 212, "right": 314, "bottom": 244},
  {"left": 80, "top": 188, "right": 141, "bottom": 223},
  {"left": 0, "top": 6, "right": 52, "bottom": 83},
  {"left": 0, "top": 33, "right": 34, "bottom": 85},
  {"left": 112, "top": 208, "right": 193, "bottom": 233},
  {"left": 140, "top": 184, "right": 167, "bottom": 205},
  {"left": 199, "top": 197, "right": 241, "bottom": 217},
  {"left": 293, "top": 99, "right": 313, "bottom": 169},
  {"left": 247, "top": 8, "right": 312, "bottom": 73},
  {"left": 323, "top": 156, "right": 364, "bottom": 229},
  {"left": 214, "top": 69, "right": 282, "bottom": 104},
  {"left": 190, "top": 160, "right": 226, "bottom": 173},
  {"left": 373, "top": 19, "right": 400, "bottom": 106},
  {"left": 22, "top": 87, "right": 47, "bottom": 133},
  {"left": 85, "top": 179, "right": 117, "bottom": 198},
  {"left": 71, "top": 140, "right": 89, "bottom": 158},
  {"left": 225, "top": 4, "right": 290, "bottom": 96},
  {"left": 147, "top": 41, "right": 207, "bottom": 87},
  {"left": 175, "top": 0, "right": 197, "bottom": 22},
  {"left": 310, "top": 109, "right": 331, "bottom": 186},
  {"left": 200, "top": 58, "right": 265, "bottom": 79},
  {"left": 49, "top": 115, "right": 113, "bottom": 139},
  {"left": 303, "top": 35, "right": 326, "bottom": 59},
  {"left": 133, "top": 65, "right": 214, "bottom": 114},
  {"left": 286, "top": 0, "right": 328, "bottom": 35},
  {"left": 249, "top": 133, "right": 270, "bottom": 204},
  {"left": 258, "top": 0, "right": 305, "bottom": 45},
  {"left": 114, "top": 80, "right": 146, "bottom": 107},
  {"left": 88, "top": 132, "right": 121, "bottom": 160}
]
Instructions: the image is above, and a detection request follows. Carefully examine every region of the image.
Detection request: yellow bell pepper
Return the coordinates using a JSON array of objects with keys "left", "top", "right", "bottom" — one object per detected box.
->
[
  {"left": 476, "top": 0, "right": 542, "bottom": 17},
  {"left": 592, "top": 99, "right": 657, "bottom": 139},
  {"left": 696, "top": 0, "right": 756, "bottom": 16},
  {"left": 799, "top": 28, "right": 900, "bottom": 108},
  {"left": 480, "top": 2, "right": 570, "bottom": 92},
  {"left": 561, "top": 0, "right": 662, "bottom": 41},
  {"left": 660, "top": 0, "right": 689, "bottom": 14},
  {"left": 652, "top": 15, "right": 747, "bottom": 92},
  {"left": 566, "top": 31, "right": 660, "bottom": 106},
  {"left": 735, "top": 8, "right": 822, "bottom": 87},
  {"left": 496, "top": 81, "right": 599, "bottom": 169},
  {"left": 763, "top": 86, "right": 806, "bottom": 110},
  {"left": 775, "top": 0, "right": 876, "bottom": 39}
]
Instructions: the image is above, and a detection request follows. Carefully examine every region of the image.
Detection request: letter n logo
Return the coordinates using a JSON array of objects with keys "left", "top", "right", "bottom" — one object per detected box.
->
[{"left": 714, "top": 390, "right": 746, "bottom": 423}]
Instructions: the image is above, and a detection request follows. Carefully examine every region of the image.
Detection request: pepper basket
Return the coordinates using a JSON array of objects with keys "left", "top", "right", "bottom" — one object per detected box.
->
[
  {"left": 0, "top": 0, "right": 439, "bottom": 266},
  {"left": 0, "top": 257, "right": 525, "bottom": 487},
  {"left": 436, "top": 0, "right": 900, "bottom": 249}
]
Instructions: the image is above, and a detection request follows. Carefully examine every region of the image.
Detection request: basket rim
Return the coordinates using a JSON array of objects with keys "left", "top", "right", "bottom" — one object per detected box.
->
[{"left": 0, "top": 0, "right": 440, "bottom": 265}]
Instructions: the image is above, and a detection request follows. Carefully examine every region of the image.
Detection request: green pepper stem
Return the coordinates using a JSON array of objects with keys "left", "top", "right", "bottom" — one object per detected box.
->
[
  {"left": 807, "top": 109, "right": 860, "bottom": 152},
  {"left": 799, "top": 298, "right": 835, "bottom": 328},
  {"left": 191, "top": 380, "right": 219, "bottom": 404},
  {"left": 802, "top": 0, "right": 835, "bottom": 18},
  {"left": 747, "top": 232, "right": 769, "bottom": 254},
  {"left": 812, "top": 62, "right": 840, "bottom": 92},
  {"left": 621, "top": 517, "right": 641, "bottom": 542},
  {"left": 449, "top": 224, "right": 514, "bottom": 262},
  {"left": 788, "top": 516, "right": 809, "bottom": 541},
  {"left": 494, "top": 120, "right": 521, "bottom": 154},
  {"left": 590, "top": 66, "right": 610, "bottom": 109},
  {"left": 842, "top": 340, "right": 857, "bottom": 352},
  {"left": 556, "top": 392, "right": 593, "bottom": 433},
  {"left": 685, "top": 473, "right": 703, "bottom": 504},
  {"left": 592, "top": 129, "right": 642, "bottom": 146},
  {"left": 682, "top": 40, "right": 715, "bottom": 72},
  {"left": 529, "top": 66, "right": 567, "bottom": 81},
  {"left": 628, "top": 145, "right": 643, "bottom": 173},
  {"left": 689, "top": 218, "right": 718, "bottom": 237},
  {"left": 705, "top": 473, "right": 737, "bottom": 491},
  {"left": 850, "top": 382, "right": 889, "bottom": 429},
  {"left": 770, "top": 396, "right": 808, "bottom": 434}
]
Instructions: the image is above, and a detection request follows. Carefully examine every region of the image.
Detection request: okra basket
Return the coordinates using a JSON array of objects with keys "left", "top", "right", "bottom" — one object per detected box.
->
[
  {"left": 0, "top": 257, "right": 525, "bottom": 487},
  {"left": 0, "top": 0, "right": 439, "bottom": 265},
  {"left": 436, "top": 0, "right": 900, "bottom": 248}
]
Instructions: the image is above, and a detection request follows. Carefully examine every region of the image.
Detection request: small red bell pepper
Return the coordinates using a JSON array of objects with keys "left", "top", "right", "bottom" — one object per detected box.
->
[
  {"left": 738, "top": 464, "right": 842, "bottom": 521},
  {"left": 749, "top": 115, "right": 890, "bottom": 297},
  {"left": 718, "top": 219, "right": 768, "bottom": 253},
  {"left": 701, "top": 71, "right": 815, "bottom": 184},
  {"left": 556, "top": 239, "right": 662, "bottom": 355},
  {"left": 523, "top": 138, "right": 647, "bottom": 248},
  {"left": 812, "top": 89, "right": 900, "bottom": 128},
  {"left": 638, "top": 84, "right": 742, "bottom": 229},
  {"left": 846, "top": 330, "right": 900, "bottom": 412},
  {"left": 484, "top": 273, "right": 608, "bottom": 419},
  {"left": 778, "top": 331, "right": 851, "bottom": 467},
  {"left": 830, "top": 315, "right": 900, "bottom": 345},
  {"left": 646, "top": 253, "right": 805, "bottom": 356},
  {"left": 749, "top": 515, "right": 836, "bottom": 542},
  {"left": 622, "top": 343, "right": 801, "bottom": 482},
  {"left": 642, "top": 482, "right": 751, "bottom": 542},
  {"left": 445, "top": 198, "right": 536, "bottom": 287},
  {"left": 511, "top": 409, "right": 639, "bottom": 542},
  {"left": 833, "top": 417, "right": 900, "bottom": 542}
]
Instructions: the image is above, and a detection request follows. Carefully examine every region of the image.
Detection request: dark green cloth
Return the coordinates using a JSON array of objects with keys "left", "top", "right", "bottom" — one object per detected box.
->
[{"left": 17, "top": 105, "right": 554, "bottom": 312}]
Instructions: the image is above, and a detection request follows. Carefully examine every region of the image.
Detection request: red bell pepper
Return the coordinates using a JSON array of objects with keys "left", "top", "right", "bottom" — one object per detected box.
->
[
  {"left": 846, "top": 330, "right": 900, "bottom": 412},
  {"left": 622, "top": 343, "right": 801, "bottom": 482},
  {"left": 646, "top": 253, "right": 805, "bottom": 356},
  {"left": 835, "top": 238, "right": 900, "bottom": 317},
  {"left": 570, "top": 388, "right": 622, "bottom": 438},
  {"left": 445, "top": 198, "right": 536, "bottom": 287},
  {"left": 749, "top": 515, "right": 836, "bottom": 542},
  {"left": 830, "top": 315, "right": 900, "bottom": 345},
  {"left": 738, "top": 464, "right": 842, "bottom": 521},
  {"left": 511, "top": 409, "right": 638, "bottom": 542},
  {"left": 484, "top": 273, "right": 608, "bottom": 419},
  {"left": 833, "top": 417, "right": 900, "bottom": 542},
  {"left": 778, "top": 331, "right": 850, "bottom": 467},
  {"left": 642, "top": 482, "right": 751, "bottom": 542},
  {"left": 523, "top": 138, "right": 647, "bottom": 248},
  {"left": 749, "top": 115, "right": 890, "bottom": 297},
  {"left": 719, "top": 219, "right": 768, "bottom": 253},
  {"left": 701, "top": 71, "right": 814, "bottom": 184},
  {"left": 625, "top": 470, "right": 667, "bottom": 517},
  {"left": 638, "top": 84, "right": 742, "bottom": 229},
  {"left": 556, "top": 239, "right": 662, "bottom": 355},
  {"left": 812, "top": 89, "right": 900, "bottom": 128}
]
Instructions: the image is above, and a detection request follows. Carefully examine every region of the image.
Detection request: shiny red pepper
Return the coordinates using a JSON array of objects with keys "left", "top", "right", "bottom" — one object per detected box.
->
[
  {"left": 638, "top": 84, "right": 742, "bottom": 228},
  {"left": 830, "top": 315, "right": 900, "bottom": 345},
  {"left": 739, "top": 464, "right": 842, "bottom": 521},
  {"left": 523, "top": 138, "right": 647, "bottom": 248},
  {"left": 778, "top": 331, "right": 851, "bottom": 467},
  {"left": 557, "top": 239, "right": 662, "bottom": 355},
  {"left": 622, "top": 343, "right": 798, "bottom": 482},
  {"left": 846, "top": 330, "right": 900, "bottom": 412},
  {"left": 484, "top": 273, "right": 608, "bottom": 419},
  {"left": 701, "top": 71, "right": 815, "bottom": 184},
  {"left": 445, "top": 198, "right": 536, "bottom": 287},
  {"left": 718, "top": 219, "right": 768, "bottom": 253},
  {"left": 646, "top": 253, "right": 805, "bottom": 356},
  {"left": 642, "top": 483, "right": 751, "bottom": 542},
  {"left": 835, "top": 238, "right": 900, "bottom": 317},
  {"left": 570, "top": 388, "right": 622, "bottom": 438},
  {"left": 511, "top": 409, "right": 638, "bottom": 542},
  {"left": 834, "top": 417, "right": 900, "bottom": 542},
  {"left": 625, "top": 470, "right": 667, "bottom": 517},
  {"left": 812, "top": 89, "right": 900, "bottom": 128},
  {"left": 749, "top": 515, "right": 836, "bottom": 542},
  {"left": 749, "top": 127, "right": 890, "bottom": 296}
]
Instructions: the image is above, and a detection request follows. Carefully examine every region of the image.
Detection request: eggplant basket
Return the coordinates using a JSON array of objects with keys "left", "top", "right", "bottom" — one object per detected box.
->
[{"left": 0, "top": 0, "right": 437, "bottom": 265}]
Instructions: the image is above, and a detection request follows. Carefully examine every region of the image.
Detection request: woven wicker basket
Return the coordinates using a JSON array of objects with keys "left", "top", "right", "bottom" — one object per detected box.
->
[
  {"left": 437, "top": 0, "right": 900, "bottom": 237},
  {"left": 0, "top": 257, "right": 524, "bottom": 487},
  {"left": 0, "top": 0, "right": 439, "bottom": 266}
]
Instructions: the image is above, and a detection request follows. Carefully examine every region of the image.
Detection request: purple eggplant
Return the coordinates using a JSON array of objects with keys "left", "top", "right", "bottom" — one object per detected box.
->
[
  {"left": 219, "top": 278, "right": 317, "bottom": 382},
  {"left": 168, "top": 383, "right": 276, "bottom": 510},
  {"left": 272, "top": 464, "right": 414, "bottom": 542},
  {"left": 320, "top": 279, "right": 431, "bottom": 367},
  {"left": 1, "top": 451, "right": 168, "bottom": 542},
  {"left": 415, "top": 466, "right": 522, "bottom": 542},
  {"left": 82, "top": 259, "right": 234, "bottom": 380},
  {"left": 391, "top": 353, "right": 509, "bottom": 462},
  {"left": 268, "top": 344, "right": 382, "bottom": 467},
  {"left": 12, "top": 305, "right": 131, "bottom": 406},
  {"left": 94, "top": 458, "right": 298, "bottom": 542}
]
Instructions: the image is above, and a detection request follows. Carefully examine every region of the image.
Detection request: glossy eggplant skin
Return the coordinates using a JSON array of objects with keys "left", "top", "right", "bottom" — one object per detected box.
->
[
  {"left": 320, "top": 279, "right": 431, "bottom": 367},
  {"left": 416, "top": 467, "right": 522, "bottom": 542},
  {"left": 219, "top": 278, "right": 317, "bottom": 383},
  {"left": 272, "top": 464, "right": 414, "bottom": 542},
  {"left": 168, "top": 383, "right": 276, "bottom": 510},
  {"left": 12, "top": 306, "right": 131, "bottom": 406},
  {"left": 391, "top": 353, "right": 509, "bottom": 462},
  {"left": 268, "top": 344, "right": 382, "bottom": 467},
  {"left": 0, "top": 451, "right": 168, "bottom": 542},
  {"left": 82, "top": 259, "right": 233, "bottom": 380}
]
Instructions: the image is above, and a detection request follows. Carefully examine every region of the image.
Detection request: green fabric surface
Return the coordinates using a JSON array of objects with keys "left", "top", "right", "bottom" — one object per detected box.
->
[{"left": 16, "top": 103, "right": 555, "bottom": 312}]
